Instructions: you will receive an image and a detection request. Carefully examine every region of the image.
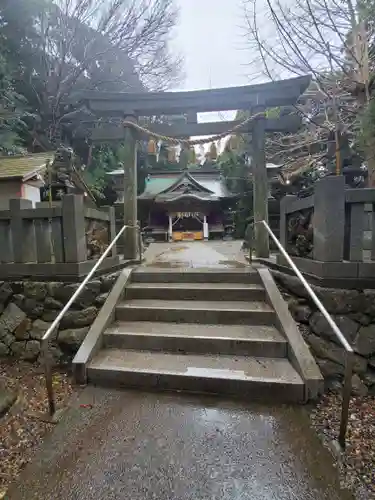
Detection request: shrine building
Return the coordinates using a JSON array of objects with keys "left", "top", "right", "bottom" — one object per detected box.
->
[{"left": 109, "top": 166, "right": 236, "bottom": 242}]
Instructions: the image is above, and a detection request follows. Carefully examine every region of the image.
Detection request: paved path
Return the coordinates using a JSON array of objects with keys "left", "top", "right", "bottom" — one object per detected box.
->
[
  {"left": 144, "top": 241, "right": 247, "bottom": 268},
  {"left": 7, "top": 242, "right": 352, "bottom": 499},
  {"left": 7, "top": 388, "right": 352, "bottom": 500}
]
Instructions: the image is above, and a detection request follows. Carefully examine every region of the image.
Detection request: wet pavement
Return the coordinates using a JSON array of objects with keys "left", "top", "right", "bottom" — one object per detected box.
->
[
  {"left": 144, "top": 241, "right": 247, "bottom": 269},
  {"left": 7, "top": 387, "right": 353, "bottom": 500}
]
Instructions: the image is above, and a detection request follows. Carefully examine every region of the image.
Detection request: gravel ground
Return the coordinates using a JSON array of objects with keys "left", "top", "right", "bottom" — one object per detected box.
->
[
  {"left": 0, "top": 360, "right": 74, "bottom": 498},
  {"left": 311, "top": 392, "right": 375, "bottom": 500}
]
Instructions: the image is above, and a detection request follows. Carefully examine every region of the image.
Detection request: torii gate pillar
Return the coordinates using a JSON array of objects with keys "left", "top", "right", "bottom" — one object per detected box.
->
[
  {"left": 123, "top": 116, "right": 138, "bottom": 260},
  {"left": 252, "top": 108, "right": 270, "bottom": 258}
]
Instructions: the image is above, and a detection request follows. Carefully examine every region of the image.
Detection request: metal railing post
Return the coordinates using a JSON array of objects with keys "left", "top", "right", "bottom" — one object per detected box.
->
[
  {"left": 137, "top": 223, "right": 143, "bottom": 262},
  {"left": 42, "top": 336, "right": 56, "bottom": 416},
  {"left": 37, "top": 223, "right": 131, "bottom": 420},
  {"left": 339, "top": 351, "right": 354, "bottom": 448},
  {"left": 251, "top": 219, "right": 354, "bottom": 449}
]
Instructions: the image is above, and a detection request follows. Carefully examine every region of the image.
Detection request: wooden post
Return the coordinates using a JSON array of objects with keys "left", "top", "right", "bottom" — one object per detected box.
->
[
  {"left": 252, "top": 106, "right": 269, "bottom": 258},
  {"left": 123, "top": 116, "right": 138, "bottom": 259}
]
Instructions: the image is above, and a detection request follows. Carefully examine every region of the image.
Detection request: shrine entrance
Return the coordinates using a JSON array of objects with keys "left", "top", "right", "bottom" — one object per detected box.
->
[
  {"left": 169, "top": 212, "right": 206, "bottom": 241},
  {"left": 73, "top": 75, "right": 311, "bottom": 259}
]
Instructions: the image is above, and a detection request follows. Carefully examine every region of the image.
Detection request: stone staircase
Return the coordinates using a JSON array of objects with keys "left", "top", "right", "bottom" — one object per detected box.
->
[{"left": 73, "top": 267, "right": 323, "bottom": 403}]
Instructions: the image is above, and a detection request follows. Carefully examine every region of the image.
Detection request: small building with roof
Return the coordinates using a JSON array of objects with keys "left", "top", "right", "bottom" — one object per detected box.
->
[{"left": 0, "top": 152, "right": 54, "bottom": 208}]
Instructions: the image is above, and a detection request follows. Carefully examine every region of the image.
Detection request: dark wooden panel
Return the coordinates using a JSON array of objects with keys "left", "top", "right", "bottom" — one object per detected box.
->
[
  {"left": 89, "top": 115, "right": 302, "bottom": 142},
  {"left": 82, "top": 75, "right": 311, "bottom": 115}
]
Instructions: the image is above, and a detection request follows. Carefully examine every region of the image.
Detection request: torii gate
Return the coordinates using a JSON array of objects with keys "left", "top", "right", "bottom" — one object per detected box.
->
[{"left": 78, "top": 75, "right": 311, "bottom": 259}]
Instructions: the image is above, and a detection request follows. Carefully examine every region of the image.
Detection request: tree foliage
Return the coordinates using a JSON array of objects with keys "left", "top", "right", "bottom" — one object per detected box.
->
[
  {"left": 0, "top": 0, "right": 182, "bottom": 157},
  {"left": 243, "top": 0, "right": 375, "bottom": 185}
]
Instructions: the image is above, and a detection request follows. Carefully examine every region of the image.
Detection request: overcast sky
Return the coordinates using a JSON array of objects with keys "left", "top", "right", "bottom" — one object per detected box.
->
[{"left": 171, "top": 0, "right": 251, "bottom": 123}]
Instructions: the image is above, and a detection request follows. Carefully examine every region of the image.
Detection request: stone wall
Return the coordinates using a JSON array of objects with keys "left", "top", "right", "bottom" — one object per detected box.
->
[
  {"left": 0, "top": 272, "right": 120, "bottom": 364},
  {"left": 273, "top": 271, "right": 375, "bottom": 396}
]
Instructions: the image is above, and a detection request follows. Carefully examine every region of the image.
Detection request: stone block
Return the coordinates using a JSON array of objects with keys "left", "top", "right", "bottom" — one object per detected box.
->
[
  {"left": 44, "top": 297, "right": 64, "bottom": 310},
  {"left": 0, "top": 342, "right": 9, "bottom": 356},
  {"left": 307, "top": 334, "right": 367, "bottom": 373},
  {"left": 353, "top": 324, "right": 375, "bottom": 356},
  {"left": 348, "top": 313, "right": 371, "bottom": 326},
  {"left": 0, "top": 303, "right": 26, "bottom": 334},
  {"left": 14, "top": 318, "right": 32, "bottom": 340},
  {"left": 1, "top": 333, "right": 14, "bottom": 346},
  {"left": 22, "top": 299, "right": 44, "bottom": 319},
  {"left": 30, "top": 319, "right": 53, "bottom": 340},
  {"left": 288, "top": 300, "right": 312, "bottom": 324},
  {"left": 351, "top": 374, "right": 368, "bottom": 396},
  {"left": 42, "top": 310, "right": 60, "bottom": 322},
  {"left": 309, "top": 312, "right": 359, "bottom": 345},
  {"left": 23, "top": 282, "right": 47, "bottom": 301},
  {"left": 0, "top": 282, "right": 12, "bottom": 304},
  {"left": 11, "top": 341, "right": 26, "bottom": 356},
  {"left": 60, "top": 306, "right": 97, "bottom": 329},
  {"left": 23, "top": 340, "right": 40, "bottom": 360},
  {"left": 101, "top": 272, "right": 121, "bottom": 292},
  {"left": 363, "top": 290, "right": 375, "bottom": 318},
  {"left": 58, "top": 327, "right": 90, "bottom": 351},
  {"left": 316, "top": 357, "right": 345, "bottom": 378},
  {"left": 95, "top": 293, "right": 109, "bottom": 307},
  {"left": 315, "top": 287, "right": 361, "bottom": 314},
  {"left": 12, "top": 294, "right": 25, "bottom": 309}
]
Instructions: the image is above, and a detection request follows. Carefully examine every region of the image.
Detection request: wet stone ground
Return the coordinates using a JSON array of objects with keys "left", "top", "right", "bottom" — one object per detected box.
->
[
  {"left": 143, "top": 241, "right": 247, "bottom": 269},
  {"left": 6, "top": 387, "right": 354, "bottom": 500}
]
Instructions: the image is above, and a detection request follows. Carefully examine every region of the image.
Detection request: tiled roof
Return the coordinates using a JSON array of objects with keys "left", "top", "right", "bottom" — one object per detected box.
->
[{"left": 0, "top": 153, "right": 54, "bottom": 180}]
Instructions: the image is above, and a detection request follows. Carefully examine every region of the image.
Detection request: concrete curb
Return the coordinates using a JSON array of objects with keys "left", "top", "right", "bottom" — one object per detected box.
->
[
  {"left": 258, "top": 267, "right": 324, "bottom": 401},
  {"left": 72, "top": 268, "right": 133, "bottom": 384}
]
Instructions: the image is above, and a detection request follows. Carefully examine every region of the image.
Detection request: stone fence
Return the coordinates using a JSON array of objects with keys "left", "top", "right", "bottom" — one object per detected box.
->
[
  {"left": 0, "top": 195, "right": 120, "bottom": 281},
  {"left": 278, "top": 175, "right": 375, "bottom": 285}
]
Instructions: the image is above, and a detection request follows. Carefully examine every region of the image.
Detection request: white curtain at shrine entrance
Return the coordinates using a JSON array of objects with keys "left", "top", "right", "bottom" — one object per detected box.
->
[{"left": 167, "top": 212, "right": 209, "bottom": 241}]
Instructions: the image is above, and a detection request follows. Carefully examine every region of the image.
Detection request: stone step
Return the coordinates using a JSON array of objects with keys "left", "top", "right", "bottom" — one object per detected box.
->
[
  {"left": 126, "top": 282, "right": 266, "bottom": 301},
  {"left": 87, "top": 349, "right": 304, "bottom": 402},
  {"left": 104, "top": 321, "right": 287, "bottom": 357},
  {"left": 116, "top": 299, "right": 276, "bottom": 325},
  {"left": 132, "top": 268, "right": 261, "bottom": 284}
]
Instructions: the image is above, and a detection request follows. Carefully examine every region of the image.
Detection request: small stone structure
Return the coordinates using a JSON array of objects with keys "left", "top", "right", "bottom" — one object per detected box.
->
[
  {"left": 273, "top": 270, "right": 375, "bottom": 396},
  {"left": 279, "top": 175, "right": 375, "bottom": 284},
  {"left": 0, "top": 194, "right": 118, "bottom": 280},
  {"left": 0, "top": 272, "right": 120, "bottom": 363}
]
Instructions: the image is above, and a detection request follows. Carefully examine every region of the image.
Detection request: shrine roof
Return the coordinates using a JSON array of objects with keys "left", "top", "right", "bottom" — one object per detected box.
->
[
  {"left": 136, "top": 169, "right": 233, "bottom": 202},
  {"left": 0, "top": 152, "right": 54, "bottom": 181}
]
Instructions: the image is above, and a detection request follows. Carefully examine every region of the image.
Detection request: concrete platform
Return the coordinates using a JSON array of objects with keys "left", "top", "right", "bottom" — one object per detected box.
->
[
  {"left": 6, "top": 388, "right": 353, "bottom": 500},
  {"left": 88, "top": 349, "right": 304, "bottom": 402},
  {"left": 143, "top": 241, "right": 247, "bottom": 269},
  {"left": 104, "top": 321, "right": 287, "bottom": 357}
]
